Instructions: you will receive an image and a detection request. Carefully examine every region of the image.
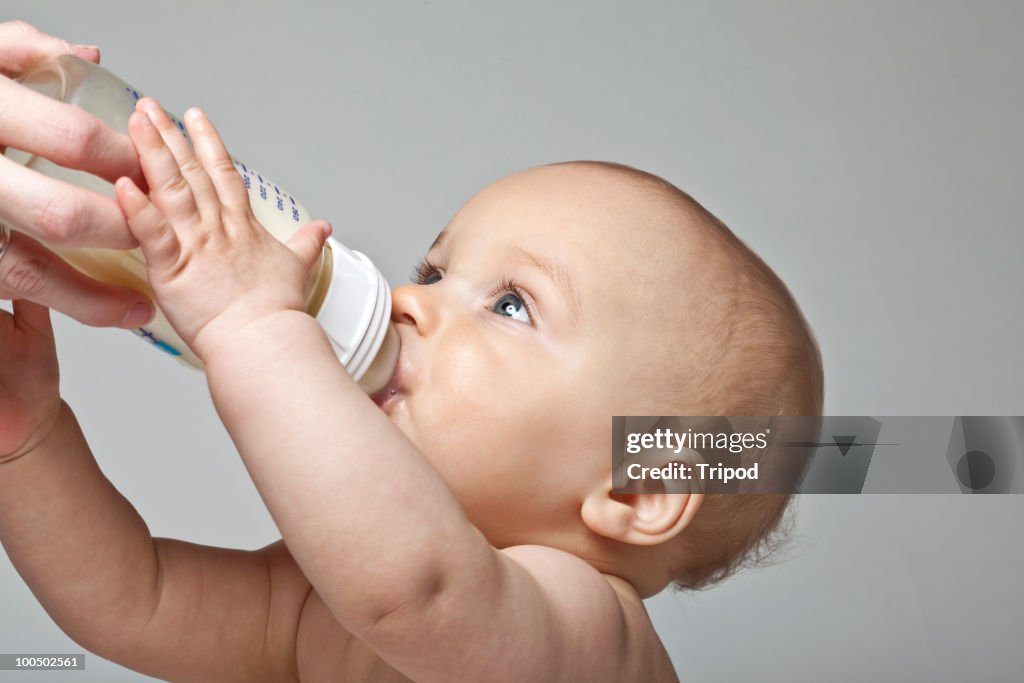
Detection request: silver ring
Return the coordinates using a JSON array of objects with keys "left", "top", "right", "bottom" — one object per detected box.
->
[{"left": 0, "top": 223, "right": 11, "bottom": 268}]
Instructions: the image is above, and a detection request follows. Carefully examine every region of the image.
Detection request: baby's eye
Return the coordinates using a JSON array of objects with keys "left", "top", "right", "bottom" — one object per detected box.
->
[
  {"left": 411, "top": 258, "right": 442, "bottom": 285},
  {"left": 488, "top": 277, "right": 535, "bottom": 325},
  {"left": 492, "top": 292, "right": 531, "bottom": 324}
]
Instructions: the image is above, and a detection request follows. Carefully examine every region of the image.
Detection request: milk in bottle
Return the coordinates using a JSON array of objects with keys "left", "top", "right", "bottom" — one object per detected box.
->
[{"left": 4, "top": 55, "right": 399, "bottom": 395}]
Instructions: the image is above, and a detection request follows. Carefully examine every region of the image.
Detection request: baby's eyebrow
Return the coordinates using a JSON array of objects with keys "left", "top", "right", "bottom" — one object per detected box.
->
[
  {"left": 510, "top": 246, "right": 583, "bottom": 329},
  {"left": 428, "top": 229, "right": 583, "bottom": 327},
  {"left": 429, "top": 229, "right": 448, "bottom": 252}
]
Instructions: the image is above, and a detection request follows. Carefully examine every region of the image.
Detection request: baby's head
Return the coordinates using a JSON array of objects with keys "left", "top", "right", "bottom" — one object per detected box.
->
[{"left": 379, "top": 161, "right": 823, "bottom": 595}]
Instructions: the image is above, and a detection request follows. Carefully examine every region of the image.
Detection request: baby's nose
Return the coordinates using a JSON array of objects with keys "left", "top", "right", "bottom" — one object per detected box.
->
[{"left": 391, "top": 283, "right": 439, "bottom": 335}]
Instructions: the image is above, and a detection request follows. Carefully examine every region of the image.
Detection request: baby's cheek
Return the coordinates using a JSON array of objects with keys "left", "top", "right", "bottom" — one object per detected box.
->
[{"left": 421, "top": 341, "right": 534, "bottom": 458}]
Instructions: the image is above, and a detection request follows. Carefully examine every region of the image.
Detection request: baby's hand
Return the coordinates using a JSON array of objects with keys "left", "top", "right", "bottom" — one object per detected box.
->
[
  {"left": 0, "top": 299, "right": 60, "bottom": 464},
  {"left": 114, "top": 98, "right": 331, "bottom": 362}
]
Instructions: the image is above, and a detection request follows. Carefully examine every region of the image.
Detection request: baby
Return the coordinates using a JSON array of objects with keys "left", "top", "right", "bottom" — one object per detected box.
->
[{"left": 0, "top": 97, "right": 823, "bottom": 682}]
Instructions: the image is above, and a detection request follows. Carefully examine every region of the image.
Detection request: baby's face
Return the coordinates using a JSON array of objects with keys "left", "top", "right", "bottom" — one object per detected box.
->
[{"left": 376, "top": 165, "right": 703, "bottom": 545}]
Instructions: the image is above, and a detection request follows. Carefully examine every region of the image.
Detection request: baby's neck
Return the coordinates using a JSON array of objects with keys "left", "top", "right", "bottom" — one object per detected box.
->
[{"left": 525, "top": 531, "right": 669, "bottom": 598}]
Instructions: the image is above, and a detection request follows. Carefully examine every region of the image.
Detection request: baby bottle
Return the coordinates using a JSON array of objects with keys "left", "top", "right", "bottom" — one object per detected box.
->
[{"left": 4, "top": 55, "right": 399, "bottom": 395}]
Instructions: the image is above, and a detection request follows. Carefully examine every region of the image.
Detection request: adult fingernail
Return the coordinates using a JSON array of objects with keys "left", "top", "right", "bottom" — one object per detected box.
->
[
  {"left": 70, "top": 43, "right": 100, "bottom": 57},
  {"left": 123, "top": 300, "right": 154, "bottom": 327}
]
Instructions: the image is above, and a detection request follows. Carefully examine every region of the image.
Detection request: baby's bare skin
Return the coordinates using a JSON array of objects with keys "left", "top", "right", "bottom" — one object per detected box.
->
[
  {"left": 2, "top": 108, "right": 710, "bottom": 680},
  {"left": 0, "top": 408, "right": 667, "bottom": 682},
  {"left": 287, "top": 544, "right": 678, "bottom": 682}
]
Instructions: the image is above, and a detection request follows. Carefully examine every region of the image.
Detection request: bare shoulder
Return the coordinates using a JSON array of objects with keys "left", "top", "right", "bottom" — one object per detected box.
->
[
  {"left": 603, "top": 573, "right": 681, "bottom": 683},
  {"left": 501, "top": 545, "right": 680, "bottom": 683}
]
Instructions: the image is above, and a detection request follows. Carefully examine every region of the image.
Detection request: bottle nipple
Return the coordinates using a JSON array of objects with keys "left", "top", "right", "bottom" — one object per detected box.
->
[{"left": 356, "top": 324, "right": 401, "bottom": 395}]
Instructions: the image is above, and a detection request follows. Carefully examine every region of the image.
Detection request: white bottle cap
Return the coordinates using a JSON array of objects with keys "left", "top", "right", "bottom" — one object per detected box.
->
[{"left": 314, "top": 237, "right": 393, "bottom": 382}]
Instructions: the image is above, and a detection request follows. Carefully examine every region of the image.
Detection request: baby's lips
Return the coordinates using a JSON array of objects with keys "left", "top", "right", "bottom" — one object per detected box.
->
[
  {"left": 372, "top": 355, "right": 405, "bottom": 403},
  {"left": 369, "top": 352, "right": 403, "bottom": 408},
  {"left": 370, "top": 386, "right": 394, "bottom": 408},
  {"left": 362, "top": 325, "right": 403, "bottom": 399}
]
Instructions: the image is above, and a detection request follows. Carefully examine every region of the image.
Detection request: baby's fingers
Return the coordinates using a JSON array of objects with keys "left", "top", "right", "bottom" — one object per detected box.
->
[
  {"left": 115, "top": 177, "right": 181, "bottom": 275},
  {"left": 135, "top": 99, "right": 220, "bottom": 220},
  {"left": 128, "top": 109, "right": 200, "bottom": 227},
  {"left": 184, "top": 108, "right": 251, "bottom": 217}
]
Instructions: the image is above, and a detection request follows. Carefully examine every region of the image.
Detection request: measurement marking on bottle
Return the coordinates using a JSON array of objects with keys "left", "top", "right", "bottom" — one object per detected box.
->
[{"left": 133, "top": 327, "right": 183, "bottom": 357}]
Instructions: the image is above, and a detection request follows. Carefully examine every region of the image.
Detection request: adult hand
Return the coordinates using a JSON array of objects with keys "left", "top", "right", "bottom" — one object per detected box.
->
[{"left": 0, "top": 20, "right": 154, "bottom": 328}]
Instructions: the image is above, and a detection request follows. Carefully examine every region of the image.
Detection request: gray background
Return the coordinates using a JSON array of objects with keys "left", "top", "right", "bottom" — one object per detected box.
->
[{"left": 2, "top": 1, "right": 1022, "bottom": 681}]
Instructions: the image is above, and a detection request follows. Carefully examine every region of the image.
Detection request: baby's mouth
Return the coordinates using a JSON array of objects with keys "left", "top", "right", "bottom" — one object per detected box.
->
[
  {"left": 360, "top": 325, "right": 402, "bottom": 404},
  {"left": 371, "top": 384, "right": 399, "bottom": 409},
  {"left": 370, "top": 356, "right": 403, "bottom": 409}
]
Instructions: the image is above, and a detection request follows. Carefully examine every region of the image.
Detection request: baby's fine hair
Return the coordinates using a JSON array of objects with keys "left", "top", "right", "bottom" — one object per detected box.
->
[{"left": 549, "top": 160, "right": 825, "bottom": 590}]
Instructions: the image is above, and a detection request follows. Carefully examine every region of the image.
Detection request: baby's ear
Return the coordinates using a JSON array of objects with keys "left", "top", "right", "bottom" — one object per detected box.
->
[{"left": 581, "top": 473, "right": 703, "bottom": 546}]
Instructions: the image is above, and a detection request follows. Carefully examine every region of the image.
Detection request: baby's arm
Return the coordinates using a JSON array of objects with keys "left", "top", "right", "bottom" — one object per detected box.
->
[
  {"left": 116, "top": 98, "right": 642, "bottom": 681},
  {"left": 203, "top": 313, "right": 637, "bottom": 681},
  {"left": 0, "top": 304, "right": 308, "bottom": 681},
  {"left": 0, "top": 402, "right": 160, "bottom": 654}
]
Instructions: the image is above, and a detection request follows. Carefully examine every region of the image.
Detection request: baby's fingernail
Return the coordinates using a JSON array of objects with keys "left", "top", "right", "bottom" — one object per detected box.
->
[
  {"left": 185, "top": 107, "right": 205, "bottom": 121},
  {"left": 123, "top": 300, "right": 154, "bottom": 327},
  {"left": 136, "top": 98, "right": 160, "bottom": 116}
]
